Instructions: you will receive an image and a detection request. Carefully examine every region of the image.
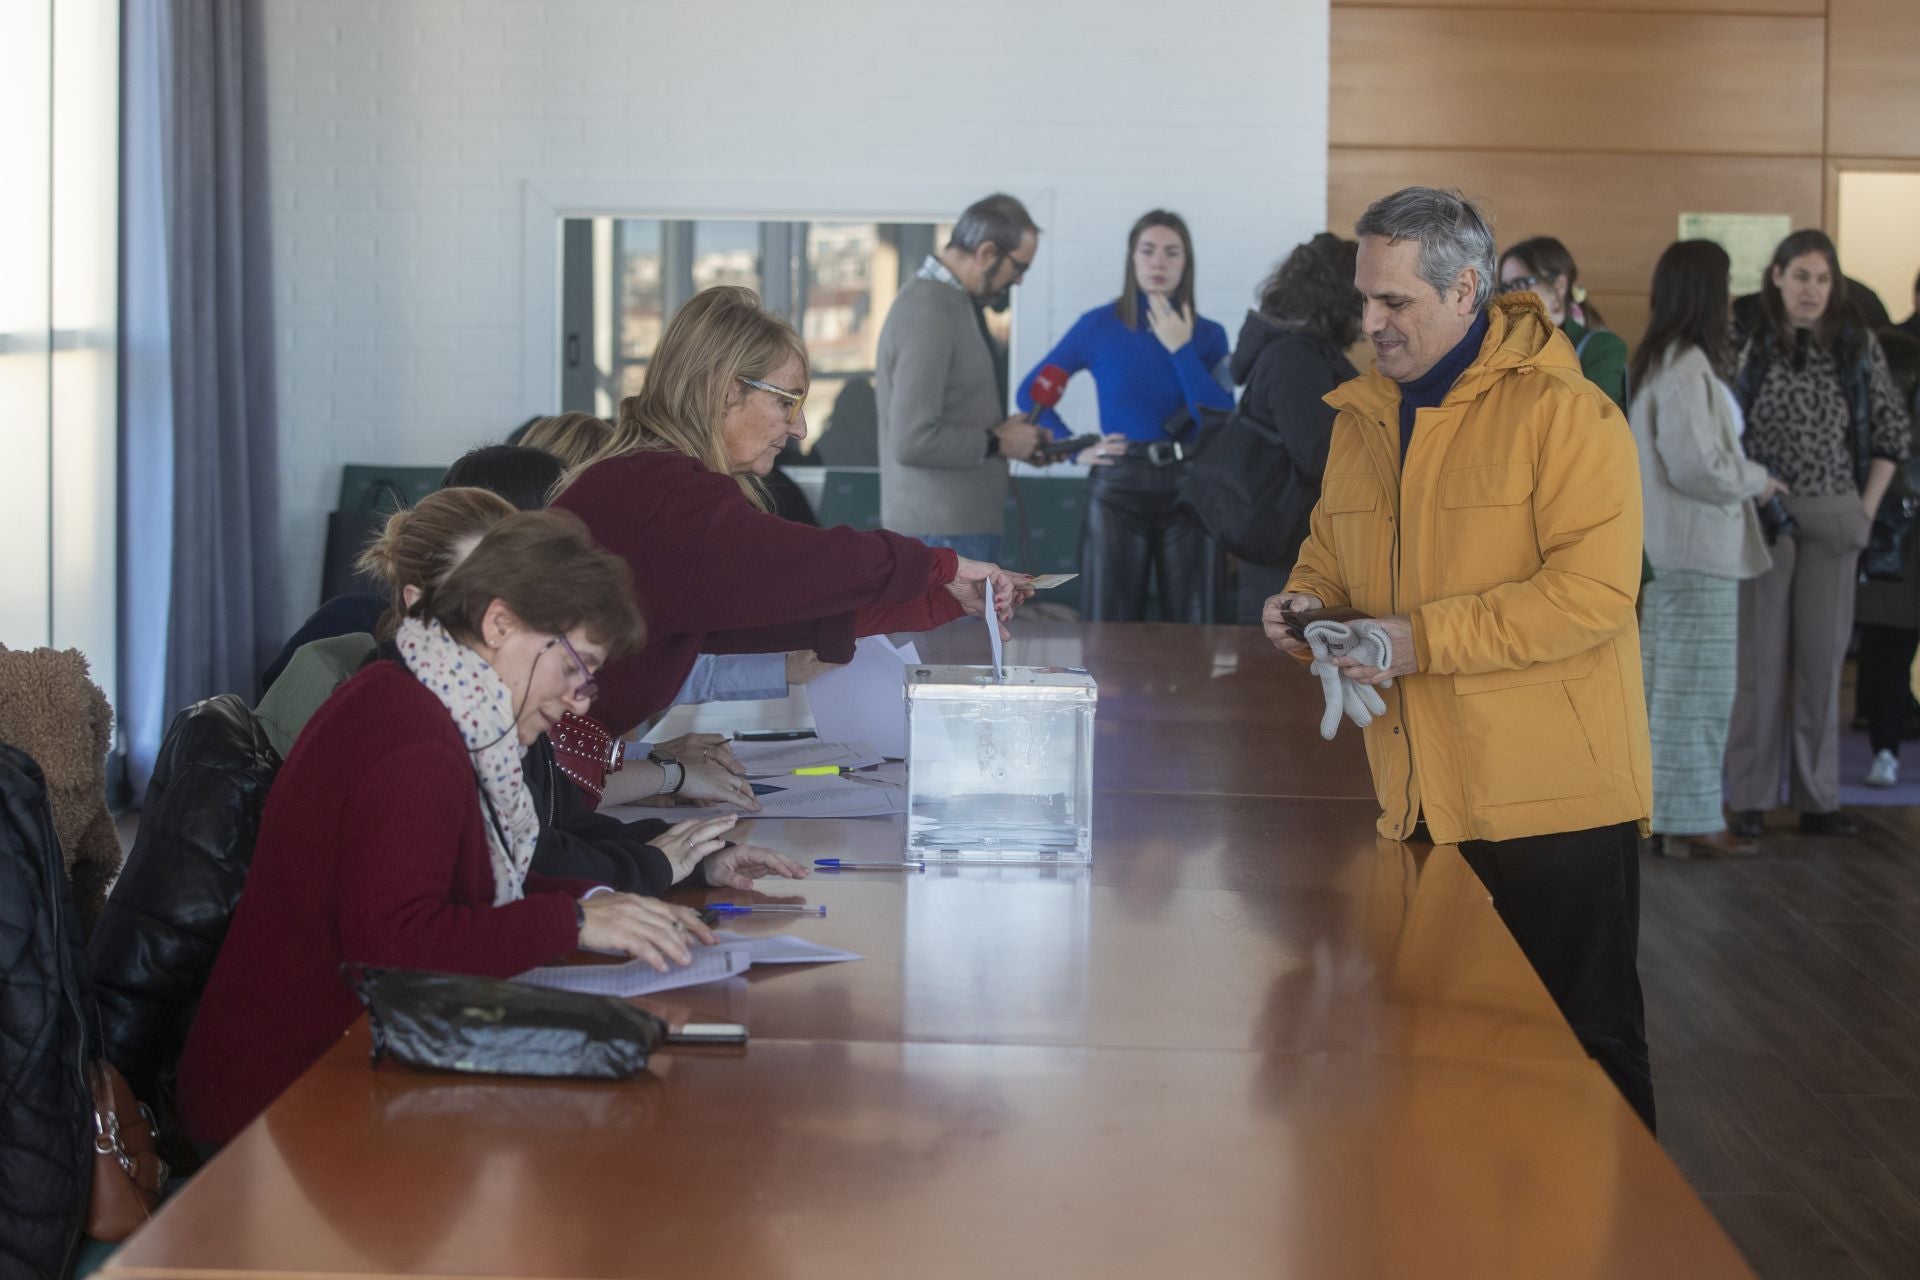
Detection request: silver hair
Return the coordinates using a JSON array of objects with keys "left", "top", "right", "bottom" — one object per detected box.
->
[
  {"left": 947, "top": 193, "right": 1039, "bottom": 255},
  {"left": 1354, "top": 187, "right": 1497, "bottom": 309}
]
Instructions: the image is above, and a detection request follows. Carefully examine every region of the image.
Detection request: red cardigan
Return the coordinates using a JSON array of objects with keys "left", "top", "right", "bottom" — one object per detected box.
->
[
  {"left": 176, "top": 662, "right": 592, "bottom": 1146},
  {"left": 553, "top": 452, "right": 964, "bottom": 735}
]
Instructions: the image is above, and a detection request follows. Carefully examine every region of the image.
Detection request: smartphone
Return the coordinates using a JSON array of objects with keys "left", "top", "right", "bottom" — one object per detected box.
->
[
  {"left": 1036, "top": 433, "right": 1103, "bottom": 461},
  {"left": 666, "top": 1022, "right": 749, "bottom": 1046}
]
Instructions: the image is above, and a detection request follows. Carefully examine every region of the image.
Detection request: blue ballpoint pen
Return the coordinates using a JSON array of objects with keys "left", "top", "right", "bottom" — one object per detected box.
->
[
  {"left": 705, "top": 903, "right": 826, "bottom": 917},
  {"left": 815, "top": 859, "right": 925, "bottom": 871}
]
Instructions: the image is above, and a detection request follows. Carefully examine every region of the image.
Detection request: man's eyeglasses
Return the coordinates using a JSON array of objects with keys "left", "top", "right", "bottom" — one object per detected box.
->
[
  {"left": 738, "top": 376, "right": 807, "bottom": 425},
  {"left": 1499, "top": 273, "right": 1544, "bottom": 295},
  {"left": 996, "top": 249, "right": 1033, "bottom": 281},
  {"left": 545, "top": 634, "right": 599, "bottom": 702}
]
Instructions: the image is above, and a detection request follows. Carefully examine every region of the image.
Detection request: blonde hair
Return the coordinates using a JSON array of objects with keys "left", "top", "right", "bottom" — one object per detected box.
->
[
  {"left": 518, "top": 412, "right": 612, "bottom": 470},
  {"left": 356, "top": 486, "right": 516, "bottom": 638},
  {"left": 565, "top": 286, "right": 807, "bottom": 510}
]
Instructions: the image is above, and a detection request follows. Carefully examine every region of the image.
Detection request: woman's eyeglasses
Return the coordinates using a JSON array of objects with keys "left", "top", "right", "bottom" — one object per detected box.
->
[
  {"left": 1499, "top": 273, "right": 1544, "bottom": 295},
  {"left": 738, "top": 376, "right": 806, "bottom": 425},
  {"left": 545, "top": 634, "right": 599, "bottom": 702}
]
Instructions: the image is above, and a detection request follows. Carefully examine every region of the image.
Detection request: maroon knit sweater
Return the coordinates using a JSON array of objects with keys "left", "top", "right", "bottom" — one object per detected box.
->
[
  {"left": 176, "top": 662, "right": 592, "bottom": 1146},
  {"left": 553, "top": 451, "right": 964, "bottom": 736}
]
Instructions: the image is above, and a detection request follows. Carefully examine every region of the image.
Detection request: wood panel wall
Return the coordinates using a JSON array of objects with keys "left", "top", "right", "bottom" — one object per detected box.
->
[{"left": 1329, "top": 0, "right": 1920, "bottom": 347}]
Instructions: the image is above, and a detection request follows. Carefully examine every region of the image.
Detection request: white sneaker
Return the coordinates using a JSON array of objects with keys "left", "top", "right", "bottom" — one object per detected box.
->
[{"left": 1866, "top": 749, "right": 1900, "bottom": 788}]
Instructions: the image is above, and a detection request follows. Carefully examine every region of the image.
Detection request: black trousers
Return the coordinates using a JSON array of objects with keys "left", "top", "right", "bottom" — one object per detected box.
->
[
  {"left": 1082, "top": 458, "right": 1216, "bottom": 623},
  {"left": 1458, "top": 821, "right": 1656, "bottom": 1133},
  {"left": 1856, "top": 624, "right": 1919, "bottom": 755}
]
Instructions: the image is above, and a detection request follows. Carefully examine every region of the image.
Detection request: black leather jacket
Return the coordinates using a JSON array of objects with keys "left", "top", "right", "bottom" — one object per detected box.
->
[{"left": 0, "top": 744, "right": 95, "bottom": 1280}]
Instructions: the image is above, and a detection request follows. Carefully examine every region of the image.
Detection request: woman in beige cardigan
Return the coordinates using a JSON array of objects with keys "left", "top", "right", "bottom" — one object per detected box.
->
[{"left": 1630, "top": 241, "right": 1783, "bottom": 857}]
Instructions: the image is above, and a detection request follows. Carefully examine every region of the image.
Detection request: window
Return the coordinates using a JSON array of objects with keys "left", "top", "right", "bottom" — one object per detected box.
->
[{"left": 560, "top": 217, "right": 955, "bottom": 454}]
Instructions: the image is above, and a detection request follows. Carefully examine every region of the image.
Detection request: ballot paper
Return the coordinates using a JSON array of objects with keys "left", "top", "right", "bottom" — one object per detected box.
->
[
  {"left": 733, "top": 739, "right": 885, "bottom": 774},
  {"left": 634, "top": 774, "right": 908, "bottom": 822},
  {"left": 986, "top": 577, "right": 1005, "bottom": 681},
  {"left": 804, "top": 634, "right": 920, "bottom": 758},
  {"left": 515, "top": 931, "right": 862, "bottom": 998}
]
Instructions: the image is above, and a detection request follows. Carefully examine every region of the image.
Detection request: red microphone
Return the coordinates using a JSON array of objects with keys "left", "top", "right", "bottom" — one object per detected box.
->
[{"left": 1024, "top": 363, "right": 1069, "bottom": 423}]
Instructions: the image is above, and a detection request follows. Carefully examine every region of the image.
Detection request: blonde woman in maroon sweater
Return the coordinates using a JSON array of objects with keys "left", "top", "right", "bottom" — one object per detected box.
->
[
  {"left": 555, "top": 286, "right": 1028, "bottom": 806},
  {"left": 178, "top": 512, "right": 718, "bottom": 1146}
]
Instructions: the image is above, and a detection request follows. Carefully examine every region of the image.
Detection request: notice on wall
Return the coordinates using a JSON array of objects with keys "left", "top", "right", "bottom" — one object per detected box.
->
[{"left": 1678, "top": 212, "right": 1793, "bottom": 296}]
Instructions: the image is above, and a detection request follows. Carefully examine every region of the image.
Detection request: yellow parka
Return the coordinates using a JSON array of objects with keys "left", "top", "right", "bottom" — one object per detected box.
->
[{"left": 1286, "top": 295, "right": 1652, "bottom": 845}]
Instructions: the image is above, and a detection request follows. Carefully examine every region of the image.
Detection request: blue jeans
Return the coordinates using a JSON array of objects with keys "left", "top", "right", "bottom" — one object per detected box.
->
[{"left": 905, "top": 533, "right": 1002, "bottom": 564}]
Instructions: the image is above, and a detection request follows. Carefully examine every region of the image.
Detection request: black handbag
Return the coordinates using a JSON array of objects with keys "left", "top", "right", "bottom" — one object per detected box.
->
[{"left": 349, "top": 966, "right": 667, "bottom": 1080}]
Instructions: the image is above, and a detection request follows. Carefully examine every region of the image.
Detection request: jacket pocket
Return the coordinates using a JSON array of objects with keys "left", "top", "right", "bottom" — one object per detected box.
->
[
  {"left": 1321, "top": 476, "right": 1380, "bottom": 515},
  {"left": 1437, "top": 462, "right": 1538, "bottom": 588},
  {"left": 1451, "top": 648, "right": 1609, "bottom": 806}
]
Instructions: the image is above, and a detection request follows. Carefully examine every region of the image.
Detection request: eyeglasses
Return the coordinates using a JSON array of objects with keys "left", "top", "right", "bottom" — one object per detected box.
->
[
  {"left": 996, "top": 248, "right": 1033, "bottom": 280},
  {"left": 737, "top": 376, "right": 806, "bottom": 425},
  {"left": 1499, "top": 273, "right": 1544, "bottom": 295},
  {"left": 545, "top": 634, "right": 599, "bottom": 702}
]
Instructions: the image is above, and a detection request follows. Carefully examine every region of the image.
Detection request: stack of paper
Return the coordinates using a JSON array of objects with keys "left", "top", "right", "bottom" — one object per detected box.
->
[
  {"left": 515, "top": 930, "right": 862, "bottom": 998},
  {"left": 803, "top": 634, "right": 920, "bottom": 758}
]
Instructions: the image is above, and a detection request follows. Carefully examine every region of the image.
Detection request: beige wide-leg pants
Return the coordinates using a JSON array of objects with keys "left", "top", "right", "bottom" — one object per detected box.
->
[{"left": 1725, "top": 493, "right": 1873, "bottom": 815}]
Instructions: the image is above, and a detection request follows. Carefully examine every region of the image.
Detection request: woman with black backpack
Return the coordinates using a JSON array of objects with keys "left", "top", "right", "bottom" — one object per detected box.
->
[{"left": 1214, "top": 234, "right": 1361, "bottom": 624}]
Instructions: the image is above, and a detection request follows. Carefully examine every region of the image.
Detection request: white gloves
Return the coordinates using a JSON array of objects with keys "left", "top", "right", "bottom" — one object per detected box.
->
[{"left": 1303, "top": 619, "right": 1394, "bottom": 741}]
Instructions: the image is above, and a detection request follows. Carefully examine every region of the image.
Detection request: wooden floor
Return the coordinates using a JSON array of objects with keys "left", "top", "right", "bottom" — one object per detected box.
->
[{"left": 1645, "top": 804, "right": 1920, "bottom": 1279}]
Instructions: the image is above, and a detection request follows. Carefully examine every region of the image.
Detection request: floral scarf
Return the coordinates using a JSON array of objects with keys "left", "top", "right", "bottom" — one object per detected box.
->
[{"left": 395, "top": 617, "right": 539, "bottom": 905}]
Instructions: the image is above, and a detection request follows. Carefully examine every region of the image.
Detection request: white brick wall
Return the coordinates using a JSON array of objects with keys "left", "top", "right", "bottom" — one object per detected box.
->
[{"left": 262, "top": 0, "right": 1329, "bottom": 629}]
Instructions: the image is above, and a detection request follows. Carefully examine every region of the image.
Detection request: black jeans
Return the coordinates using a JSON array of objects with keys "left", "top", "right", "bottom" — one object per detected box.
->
[
  {"left": 1458, "top": 821, "right": 1656, "bottom": 1133},
  {"left": 1082, "top": 458, "right": 1217, "bottom": 622},
  {"left": 1856, "top": 624, "right": 1919, "bottom": 755}
]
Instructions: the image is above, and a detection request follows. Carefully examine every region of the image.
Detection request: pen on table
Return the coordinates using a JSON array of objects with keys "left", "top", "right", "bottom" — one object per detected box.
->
[
  {"left": 814, "top": 859, "right": 925, "bottom": 871},
  {"left": 704, "top": 903, "right": 826, "bottom": 917}
]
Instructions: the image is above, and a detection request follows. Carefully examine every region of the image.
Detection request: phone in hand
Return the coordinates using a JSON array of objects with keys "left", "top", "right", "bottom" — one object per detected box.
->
[{"left": 1035, "top": 433, "right": 1104, "bottom": 461}]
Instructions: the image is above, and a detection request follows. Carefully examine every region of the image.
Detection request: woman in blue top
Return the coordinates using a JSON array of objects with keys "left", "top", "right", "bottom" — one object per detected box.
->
[{"left": 1018, "top": 210, "right": 1234, "bottom": 621}]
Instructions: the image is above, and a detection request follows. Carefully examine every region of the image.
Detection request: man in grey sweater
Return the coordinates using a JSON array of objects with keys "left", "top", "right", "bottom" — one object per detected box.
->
[{"left": 876, "top": 193, "right": 1049, "bottom": 561}]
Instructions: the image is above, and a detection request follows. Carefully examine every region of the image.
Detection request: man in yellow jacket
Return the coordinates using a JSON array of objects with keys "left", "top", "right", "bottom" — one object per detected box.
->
[{"left": 1267, "top": 187, "right": 1656, "bottom": 1131}]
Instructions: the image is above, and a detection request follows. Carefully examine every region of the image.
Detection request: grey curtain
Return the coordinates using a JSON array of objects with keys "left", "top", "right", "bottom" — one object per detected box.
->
[{"left": 156, "top": 1, "right": 281, "bottom": 726}]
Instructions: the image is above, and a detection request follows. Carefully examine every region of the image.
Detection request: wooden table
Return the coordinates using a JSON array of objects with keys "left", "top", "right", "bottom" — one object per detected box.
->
[{"left": 104, "top": 622, "right": 1755, "bottom": 1279}]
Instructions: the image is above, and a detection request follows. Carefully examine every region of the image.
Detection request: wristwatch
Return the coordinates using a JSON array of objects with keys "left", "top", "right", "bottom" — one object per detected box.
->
[
  {"left": 647, "top": 748, "right": 686, "bottom": 796},
  {"left": 985, "top": 430, "right": 1001, "bottom": 458}
]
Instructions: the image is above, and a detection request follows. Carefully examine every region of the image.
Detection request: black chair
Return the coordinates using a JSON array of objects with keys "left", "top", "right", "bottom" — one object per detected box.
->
[{"left": 86, "top": 695, "right": 280, "bottom": 1171}]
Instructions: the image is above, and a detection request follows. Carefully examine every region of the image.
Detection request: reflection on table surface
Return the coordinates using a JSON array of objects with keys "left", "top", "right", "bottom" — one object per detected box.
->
[{"left": 103, "top": 622, "right": 1754, "bottom": 1280}]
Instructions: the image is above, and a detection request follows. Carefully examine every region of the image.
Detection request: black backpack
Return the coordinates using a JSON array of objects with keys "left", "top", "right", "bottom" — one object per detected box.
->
[{"left": 1178, "top": 402, "right": 1300, "bottom": 565}]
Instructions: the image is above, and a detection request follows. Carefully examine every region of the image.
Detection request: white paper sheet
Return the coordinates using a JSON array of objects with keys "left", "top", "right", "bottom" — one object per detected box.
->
[
  {"left": 734, "top": 739, "right": 885, "bottom": 774},
  {"left": 986, "top": 577, "right": 1005, "bottom": 681},
  {"left": 641, "top": 775, "right": 907, "bottom": 822},
  {"left": 514, "top": 931, "right": 862, "bottom": 998},
  {"left": 804, "top": 635, "right": 915, "bottom": 757}
]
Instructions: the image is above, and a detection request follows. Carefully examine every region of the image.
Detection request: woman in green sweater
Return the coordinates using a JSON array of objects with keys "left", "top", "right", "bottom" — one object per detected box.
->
[{"left": 1499, "top": 236, "right": 1629, "bottom": 409}]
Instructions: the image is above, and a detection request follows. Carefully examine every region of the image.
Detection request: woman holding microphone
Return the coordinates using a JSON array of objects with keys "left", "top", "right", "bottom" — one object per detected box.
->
[{"left": 1016, "top": 210, "right": 1234, "bottom": 622}]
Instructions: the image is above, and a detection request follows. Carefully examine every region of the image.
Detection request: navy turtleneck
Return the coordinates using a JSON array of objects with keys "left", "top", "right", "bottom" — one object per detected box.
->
[{"left": 1396, "top": 309, "right": 1489, "bottom": 466}]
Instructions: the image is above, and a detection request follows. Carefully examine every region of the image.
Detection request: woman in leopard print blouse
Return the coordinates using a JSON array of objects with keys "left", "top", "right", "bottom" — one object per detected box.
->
[{"left": 1725, "top": 230, "right": 1911, "bottom": 840}]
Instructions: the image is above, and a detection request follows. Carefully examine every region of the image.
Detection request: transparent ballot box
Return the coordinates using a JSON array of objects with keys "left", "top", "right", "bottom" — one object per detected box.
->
[{"left": 904, "top": 665, "right": 1097, "bottom": 862}]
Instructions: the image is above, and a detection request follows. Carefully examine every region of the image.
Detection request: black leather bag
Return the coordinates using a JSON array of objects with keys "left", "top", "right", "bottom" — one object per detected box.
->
[{"left": 350, "top": 967, "right": 667, "bottom": 1081}]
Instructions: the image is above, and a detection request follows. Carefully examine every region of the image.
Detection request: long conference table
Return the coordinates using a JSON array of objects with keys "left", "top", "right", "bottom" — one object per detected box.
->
[{"left": 104, "top": 621, "right": 1756, "bottom": 1279}]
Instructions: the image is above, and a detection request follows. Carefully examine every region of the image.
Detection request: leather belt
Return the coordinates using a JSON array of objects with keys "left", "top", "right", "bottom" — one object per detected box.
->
[{"left": 1121, "top": 440, "right": 1188, "bottom": 466}]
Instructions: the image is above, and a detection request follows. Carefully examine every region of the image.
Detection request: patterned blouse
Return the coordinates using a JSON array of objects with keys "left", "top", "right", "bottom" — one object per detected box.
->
[{"left": 1741, "top": 336, "right": 1910, "bottom": 498}]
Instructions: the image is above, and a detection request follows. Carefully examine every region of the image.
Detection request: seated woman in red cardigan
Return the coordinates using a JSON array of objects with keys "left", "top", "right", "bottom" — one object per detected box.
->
[
  {"left": 177, "top": 511, "right": 722, "bottom": 1147},
  {"left": 553, "top": 285, "right": 1029, "bottom": 806}
]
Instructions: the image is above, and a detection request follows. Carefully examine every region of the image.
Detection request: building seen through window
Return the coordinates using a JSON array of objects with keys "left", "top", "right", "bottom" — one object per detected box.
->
[{"left": 560, "top": 217, "right": 981, "bottom": 456}]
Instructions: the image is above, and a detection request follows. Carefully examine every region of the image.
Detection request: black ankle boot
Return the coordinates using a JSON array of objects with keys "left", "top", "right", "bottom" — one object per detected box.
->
[
  {"left": 1798, "top": 810, "right": 1859, "bottom": 838},
  {"left": 1729, "top": 809, "right": 1765, "bottom": 838}
]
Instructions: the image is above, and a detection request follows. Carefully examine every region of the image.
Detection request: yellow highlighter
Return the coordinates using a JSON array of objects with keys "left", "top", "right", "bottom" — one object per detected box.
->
[{"left": 791, "top": 765, "right": 845, "bottom": 776}]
